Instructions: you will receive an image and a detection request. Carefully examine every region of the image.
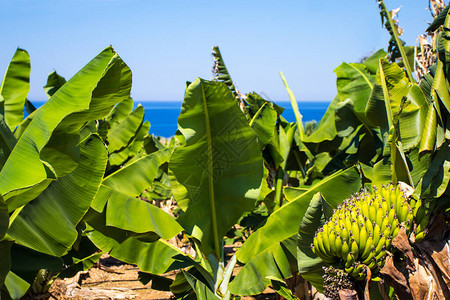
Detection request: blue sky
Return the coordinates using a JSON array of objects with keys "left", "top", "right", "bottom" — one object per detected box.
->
[{"left": 0, "top": 0, "right": 436, "bottom": 102}]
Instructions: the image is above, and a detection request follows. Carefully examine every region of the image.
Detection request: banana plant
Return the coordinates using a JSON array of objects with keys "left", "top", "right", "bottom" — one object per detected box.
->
[
  {"left": 0, "top": 46, "right": 132, "bottom": 299},
  {"left": 82, "top": 78, "right": 264, "bottom": 299}
]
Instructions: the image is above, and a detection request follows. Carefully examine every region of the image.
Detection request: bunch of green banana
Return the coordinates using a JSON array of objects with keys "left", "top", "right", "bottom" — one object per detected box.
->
[{"left": 312, "top": 183, "right": 415, "bottom": 279}]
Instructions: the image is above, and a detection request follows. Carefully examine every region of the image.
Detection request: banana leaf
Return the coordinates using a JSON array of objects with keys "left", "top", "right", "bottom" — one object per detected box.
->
[
  {"left": 109, "top": 120, "right": 150, "bottom": 166},
  {"left": 43, "top": 71, "right": 66, "bottom": 99},
  {"left": 169, "top": 78, "right": 263, "bottom": 258},
  {"left": 362, "top": 49, "right": 387, "bottom": 74},
  {"left": 335, "top": 62, "right": 374, "bottom": 115},
  {"left": 107, "top": 105, "right": 144, "bottom": 154},
  {"left": 184, "top": 271, "right": 220, "bottom": 300},
  {"left": 427, "top": 4, "right": 450, "bottom": 32},
  {"left": 0, "top": 48, "right": 30, "bottom": 131},
  {"left": 0, "top": 46, "right": 132, "bottom": 212},
  {"left": 249, "top": 102, "right": 277, "bottom": 149},
  {"left": 86, "top": 209, "right": 192, "bottom": 274},
  {"left": 91, "top": 148, "right": 171, "bottom": 212},
  {"left": 228, "top": 236, "right": 295, "bottom": 295},
  {"left": 212, "top": 46, "right": 238, "bottom": 100},
  {"left": 0, "top": 114, "right": 17, "bottom": 171},
  {"left": 365, "top": 59, "right": 410, "bottom": 134},
  {"left": 7, "top": 134, "right": 107, "bottom": 257},
  {"left": 297, "top": 193, "right": 332, "bottom": 292}
]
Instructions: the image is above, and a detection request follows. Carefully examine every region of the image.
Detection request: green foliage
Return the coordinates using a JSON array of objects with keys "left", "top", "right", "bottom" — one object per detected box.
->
[
  {"left": 169, "top": 78, "right": 263, "bottom": 259},
  {"left": 1, "top": 2, "right": 450, "bottom": 298}
]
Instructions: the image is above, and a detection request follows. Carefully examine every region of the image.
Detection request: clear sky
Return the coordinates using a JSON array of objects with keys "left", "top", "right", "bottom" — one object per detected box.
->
[{"left": 0, "top": 0, "right": 437, "bottom": 102}]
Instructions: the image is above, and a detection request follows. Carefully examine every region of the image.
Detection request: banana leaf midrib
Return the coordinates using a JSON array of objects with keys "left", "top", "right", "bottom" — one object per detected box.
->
[
  {"left": 200, "top": 82, "right": 220, "bottom": 258},
  {"left": 348, "top": 63, "right": 373, "bottom": 89}
]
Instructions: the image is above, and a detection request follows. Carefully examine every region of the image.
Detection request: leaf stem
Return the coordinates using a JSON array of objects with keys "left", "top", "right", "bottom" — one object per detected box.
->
[
  {"left": 378, "top": 0, "right": 415, "bottom": 83},
  {"left": 200, "top": 81, "right": 221, "bottom": 259}
]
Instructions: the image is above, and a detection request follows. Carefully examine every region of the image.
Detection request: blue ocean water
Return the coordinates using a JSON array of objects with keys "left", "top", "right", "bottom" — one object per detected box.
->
[
  {"left": 142, "top": 101, "right": 329, "bottom": 137},
  {"left": 30, "top": 100, "right": 330, "bottom": 138}
]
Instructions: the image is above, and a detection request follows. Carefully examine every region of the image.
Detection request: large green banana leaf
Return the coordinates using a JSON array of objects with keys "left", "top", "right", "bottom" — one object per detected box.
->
[
  {"left": 228, "top": 236, "right": 295, "bottom": 295},
  {"left": 184, "top": 271, "right": 220, "bottom": 300},
  {"left": 212, "top": 46, "right": 239, "bottom": 100},
  {"left": 0, "top": 46, "right": 131, "bottom": 212},
  {"left": 169, "top": 78, "right": 263, "bottom": 258},
  {"left": 418, "top": 143, "right": 450, "bottom": 198},
  {"left": 107, "top": 105, "right": 144, "bottom": 153},
  {"left": 0, "top": 115, "right": 17, "bottom": 170},
  {"left": 86, "top": 209, "right": 191, "bottom": 274},
  {"left": 43, "top": 71, "right": 66, "bottom": 99},
  {"left": 427, "top": 4, "right": 450, "bottom": 32},
  {"left": 280, "top": 72, "right": 304, "bottom": 140},
  {"left": 335, "top": 62, "right": 374, "bottom": 115},
  {"left": 249, "top": 102, "right": 277, "bottom": 149},
  {"left": 109, "top": 120, "right": 150, "bottom": 166},
  {"left": 236, "top": 166, "right": 361, "bottom": 265},
  {"left": 361, "top": 49, "right": 387, "bottom": 74},
  {"left": 365, "top": 59, "right": 410, "bottom": 135},
  {"left": 296, "top": 193, "right": 331, "bottom": 292},
  {"left": 0, "top": 48, "right": 30, "bottom": 131},
  {"left": 91, "top": 148, "right": 172, "bottom": 212},
  {"left": 7, "top": 135, "right": 107, "bottom": 257},
  {"left": 397, "top": 85, "right": 429, "bottom": 151},
  {"left": 108, "top": 97, "right": 134, "bottom": 124},
  {"left": 302, "top": 98, "right": 338, "bottom": 144},
  {"left": 103, "top": 188, "right": 182, "bottom": 239}
]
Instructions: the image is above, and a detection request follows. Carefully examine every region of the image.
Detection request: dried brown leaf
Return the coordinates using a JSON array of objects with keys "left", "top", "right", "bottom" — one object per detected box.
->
[
  {"left": 392, "top": 227, "right": 414, "bottom": 265},
  {"left": 380, "top": 255, "right": 412, "bottom": 299}
]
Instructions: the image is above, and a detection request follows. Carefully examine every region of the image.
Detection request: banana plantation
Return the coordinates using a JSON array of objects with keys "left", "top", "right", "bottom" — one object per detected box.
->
[{"left": 1, "top": 1, "right": 449, "bottom": 299}]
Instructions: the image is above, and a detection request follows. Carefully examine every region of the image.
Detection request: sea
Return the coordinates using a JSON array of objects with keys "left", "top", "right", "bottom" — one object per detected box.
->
[
  {"left": 144, "top": 101, "right": 329, "bottom": 137},
  {"left": 31, "top": 101, "right": 330, "bottom": 138}
]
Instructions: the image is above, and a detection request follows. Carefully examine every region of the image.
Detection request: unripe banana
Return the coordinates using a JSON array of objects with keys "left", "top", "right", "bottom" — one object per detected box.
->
[
  {"left": 375, "top": 235, "right": 386, "bottom": 254},
  {"left": 369, "top": 204, "right": 377, "bottom": 222},
  {"left": 340, "top": 225, "right": 349, "bottom": 242},
  {"left": 373, "top": 224, "right": 381, "bottom": 246},
  {"left": 329, "top": 230, "right": 337, "bottom": 256},
  {"left": 345, "top": 252, "right": 355, "bottom": 268},
  {"left": 365, "top": 217, "right": 374, "bottom": 237},
  {"left": 415, "top": 231, "right": 426, "bottom": 243},
  {"left": 398, "top": 200, "right": 409, "bottom": 223},
  {"left": 361, "top": 201, "right": 370, "bottom": 219},
  {"left": 380, "top": 216, "right": 390, "bottom": 233},
  {"left": 334, "top": 234, "right": 343, "bottom": 258},
  {"left": 322, "top": 224, "right": 331, "bottom": 253},
  {"left": 352, "top": 220, "right": 360, "bottom": 245},
  {"left": 383, "top": 226, "right": 391, "bottom": 239},
  {"left": 375, "top": 249, "right": 386, "bottom": 262},
  {"left": 359, "top": 225, "right": 367, "bottom": 256},
  {"left": 367, "top": 259, "right": 377, "bottom": 270},
  {"left": 387, "top": 205, "right": 396, "bottom": 224},
  {"left": 350, "top": 239, "right": 359, "bottom": 259},
  {"left": 341, "top": 239, "right": 350, "bottom": 260},
  {"left": 361, "top": 250, "right": 375, "bottom": 265},
  {"left": 392, "top": 223, "right": 400, "bottom": 238},
  {"left": 361, "top": 236, "right": 373, "bottom": 260}
]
